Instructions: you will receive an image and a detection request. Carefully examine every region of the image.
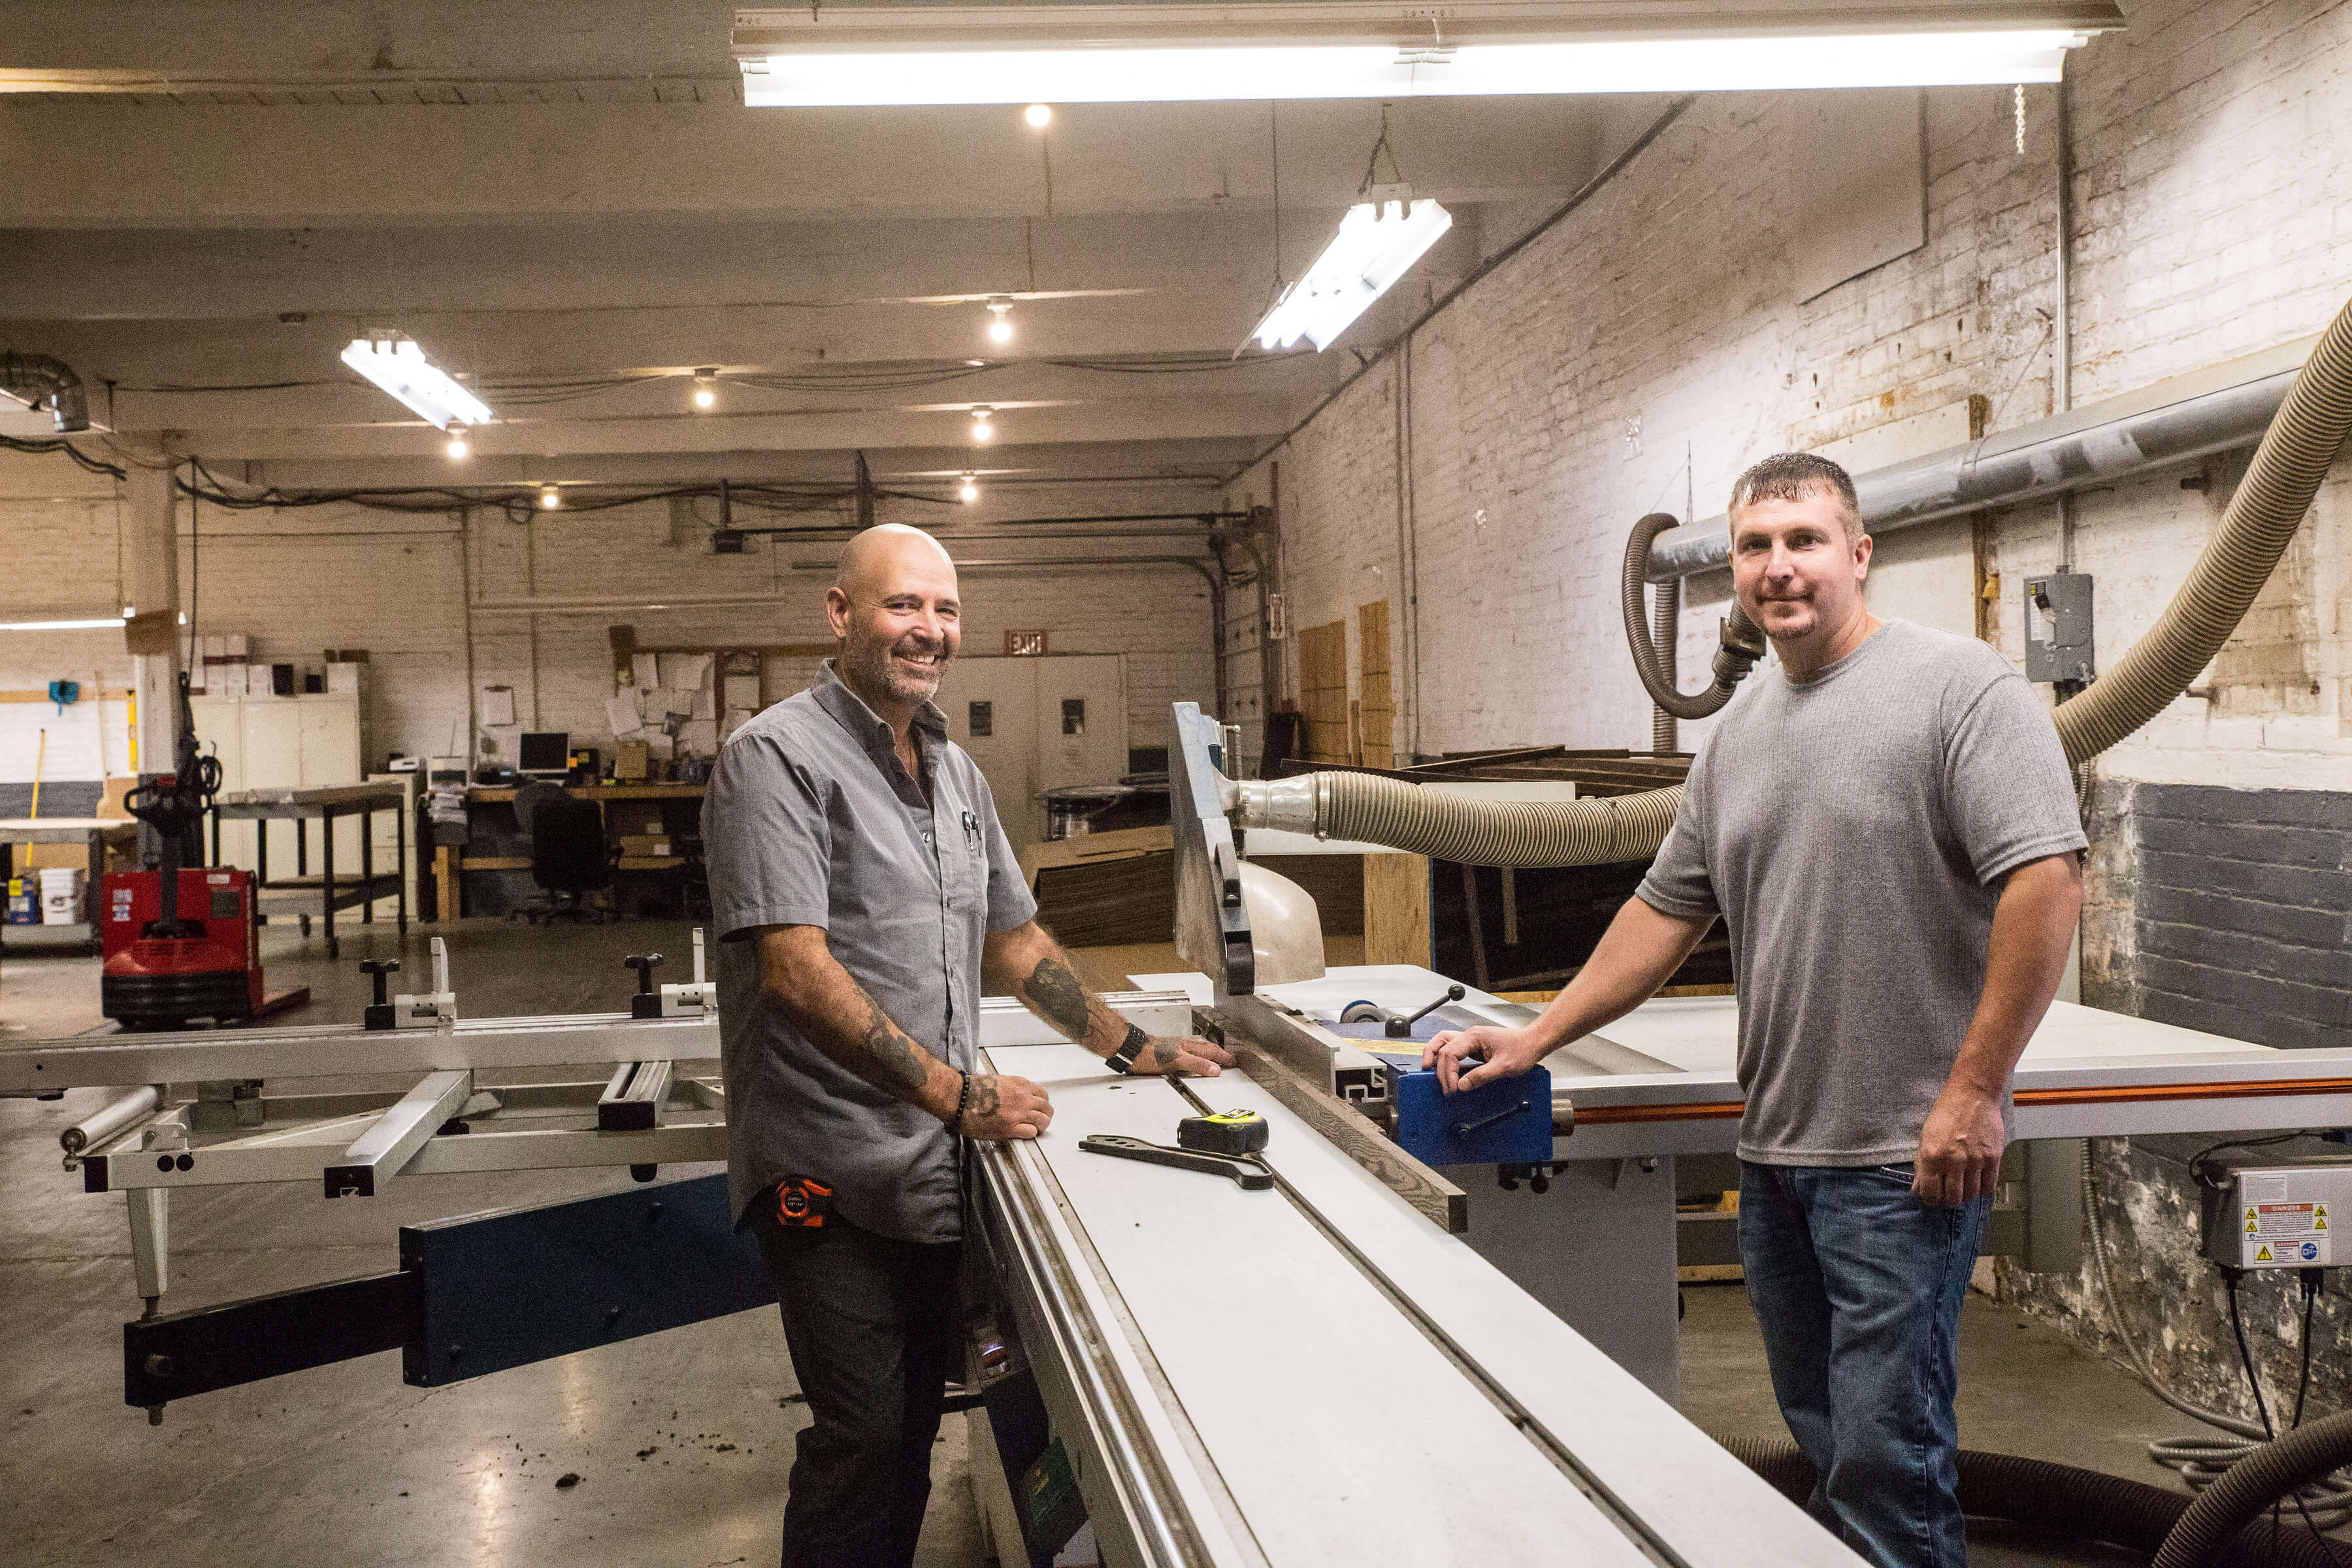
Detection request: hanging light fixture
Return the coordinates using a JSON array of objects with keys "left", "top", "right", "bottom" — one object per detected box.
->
[
  {"left": 1024, "top": 103, "right": 1053, "bottom": 127},
  {"left": 985, "top": 299, "right": 1015, "bottom": 345},
  {"left": 958, "top": 473, "right": 981, "bottom": 503},
  {"left": 445, "top": 427, "right": 470, "bottom": 460},
  {"left": 1252, "top": 189, "right": 1452, "bottom": 351},
  {"left": 340, "top": 333, "right": 493, "bottom": 429},
  {"left": 693, "top": 368, "right": 719, "bottom": 410},
  {"left": 539, "top": 484, "right": 562, "bottom": 510},
  {"left": 970, "top": 406, "right": 996, "bottom": 442},
  {"left": 734, "top": 4, "right": 2109, "bottom": 106}
]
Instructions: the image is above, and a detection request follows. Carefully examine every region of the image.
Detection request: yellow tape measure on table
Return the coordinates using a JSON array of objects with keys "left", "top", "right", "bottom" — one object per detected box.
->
[{"left": 1179, "top": 1109, "right": 1270, "bottom": 1156}]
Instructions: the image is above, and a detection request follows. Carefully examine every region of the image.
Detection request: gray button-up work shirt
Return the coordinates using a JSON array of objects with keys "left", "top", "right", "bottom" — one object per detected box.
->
[{"left": 703, "top": 660, "right": 1037, "bottom": 1242}]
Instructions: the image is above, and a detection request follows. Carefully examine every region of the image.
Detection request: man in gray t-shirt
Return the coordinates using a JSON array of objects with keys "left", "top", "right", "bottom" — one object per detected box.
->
[
  {"left": 1427, "top": 455, "right": 2082, "bottom": 1568},
  {"left": 704, "top": 524, "right": 1232, "bottom": 1568}
]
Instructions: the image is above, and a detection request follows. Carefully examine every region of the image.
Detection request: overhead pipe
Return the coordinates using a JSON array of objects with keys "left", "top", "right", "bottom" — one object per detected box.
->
[
  {"left": 1642, "top": 333, "right": 2315, "bottom": 583},
  {"left": 0, "top": 351, "right": 91, "bottom": 433}
]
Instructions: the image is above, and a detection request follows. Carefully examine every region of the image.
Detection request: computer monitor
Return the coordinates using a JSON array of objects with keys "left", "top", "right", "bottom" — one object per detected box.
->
[{"left": 518, "top": 732, "right": 570, "bottom": 776}]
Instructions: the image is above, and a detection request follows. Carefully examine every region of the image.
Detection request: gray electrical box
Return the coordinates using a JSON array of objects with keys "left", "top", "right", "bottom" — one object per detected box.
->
[
  {"left": 2023, "top": 570, "right": 2095, "bottom": 685},
  {"left": 2198, "top": 1156, "right": 2352, "bottom": 1271}
]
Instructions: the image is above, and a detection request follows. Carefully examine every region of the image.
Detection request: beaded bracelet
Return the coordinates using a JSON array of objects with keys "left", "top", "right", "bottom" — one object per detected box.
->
[{"left": 950, "top": 1068, "right": 973, "bottom": 1132}]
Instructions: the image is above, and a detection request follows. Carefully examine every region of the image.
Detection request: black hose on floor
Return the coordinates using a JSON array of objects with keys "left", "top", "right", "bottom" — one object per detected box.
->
[
  {"left": 2154, "top": 1411, "right": 2352, "bottom": 1568},
  {"left": 1714, "top": 1433, "right": 2347, "bottom": 1567}
]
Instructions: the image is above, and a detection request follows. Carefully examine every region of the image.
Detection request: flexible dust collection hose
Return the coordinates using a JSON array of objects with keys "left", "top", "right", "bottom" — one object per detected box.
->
[
  {"left": 1235, "top": 287, "right": 2352, "bottom": 870},
  {"left": 1717, "top": 1432, "right": 2350, "bottom": 1567},
  {"left": 1622, "top": 510, "right": 1767, "bottom": 723},
  {"left": 2053, "top": 293, "right": 2352, "bottom": 765},
  {"left": 1650, "top": 573, "right": 1682, "bottom": 752}
]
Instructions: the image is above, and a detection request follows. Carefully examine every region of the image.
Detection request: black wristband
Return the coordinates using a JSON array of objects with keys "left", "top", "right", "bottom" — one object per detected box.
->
[
  {"left": 950, "top": 1068, "right": 973, "bottom": 1132},
  {"left": 1105, "top": 1022, "right": 1147, "bottom": 1075}
]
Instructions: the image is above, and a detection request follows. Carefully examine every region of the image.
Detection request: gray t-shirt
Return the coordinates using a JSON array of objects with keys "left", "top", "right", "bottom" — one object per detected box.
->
[
  {"left": 1636, "top": 619, "right": 2086, "bottom": 1167},
  {"left": 702, "top": 660, "right": 1037, "bottom": 1241}
]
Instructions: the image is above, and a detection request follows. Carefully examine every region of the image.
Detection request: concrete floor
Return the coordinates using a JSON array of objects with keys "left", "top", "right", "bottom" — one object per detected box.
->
[{"left": 0, "top": 916, "right": 2221, "bottom": 1566}]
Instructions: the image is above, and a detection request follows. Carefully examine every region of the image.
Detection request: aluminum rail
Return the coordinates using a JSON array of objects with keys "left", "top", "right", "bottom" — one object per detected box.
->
[
  {"left": 0, "top": 992, "right": 1192, "bottom": 1096},
  {"left": 1643, "top": 333, "right": 2316, "bottom": 581}
]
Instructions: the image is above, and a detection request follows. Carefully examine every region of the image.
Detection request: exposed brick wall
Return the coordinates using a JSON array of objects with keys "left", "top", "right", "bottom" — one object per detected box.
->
[{"left": 2118, "top": 783, "right": 2352, "bottom": 1051}]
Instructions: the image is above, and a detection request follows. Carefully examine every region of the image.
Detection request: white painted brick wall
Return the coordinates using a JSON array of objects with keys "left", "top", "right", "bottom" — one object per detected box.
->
[{"left": 1235, "top": 0, "right": 2352, "bottom": 792}]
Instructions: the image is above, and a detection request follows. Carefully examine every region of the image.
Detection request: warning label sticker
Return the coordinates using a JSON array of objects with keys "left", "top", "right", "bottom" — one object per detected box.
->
[{"left": 2245, "top": 1203, "right": 2331, "bottom": 1266}]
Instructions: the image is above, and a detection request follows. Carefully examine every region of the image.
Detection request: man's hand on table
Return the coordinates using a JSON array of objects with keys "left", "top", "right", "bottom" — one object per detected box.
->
[
  {"left": 958, "top": 1075, "right": 1054, "bottom": 1141},
  {"left": 1423, "top": 1025, "right": 1544, "bottom": 1094},
  {"left": 1912, "top": 1085, "right": 2004, "bottom": 1207},
  {"left": 1130, "top": 1035, "right": 1236, "bottom": 1077}
]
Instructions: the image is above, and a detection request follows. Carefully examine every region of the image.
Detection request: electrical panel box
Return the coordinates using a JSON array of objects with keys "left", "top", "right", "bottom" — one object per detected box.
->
[
  {"left": 2198, "top": 1158, "right": 2352, "bottom": 1271},
  {"left": 2023, "top": 570, "right": 2095, "bottom": 685}
]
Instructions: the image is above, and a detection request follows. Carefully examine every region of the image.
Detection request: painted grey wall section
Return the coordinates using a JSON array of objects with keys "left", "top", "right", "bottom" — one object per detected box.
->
[{"left": 2124, "top": 785, "right": 2352, "bottom": 1053}]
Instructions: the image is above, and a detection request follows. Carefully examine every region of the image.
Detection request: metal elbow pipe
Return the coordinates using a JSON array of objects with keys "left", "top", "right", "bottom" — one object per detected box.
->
[{"left": 0, "top": 351, "right": 91, "bottom": 433}]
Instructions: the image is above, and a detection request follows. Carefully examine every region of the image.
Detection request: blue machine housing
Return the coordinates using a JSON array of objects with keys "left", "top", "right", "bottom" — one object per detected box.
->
[{"left": 1389, "top": 1066, "right": 1554, "bottom": 1167}]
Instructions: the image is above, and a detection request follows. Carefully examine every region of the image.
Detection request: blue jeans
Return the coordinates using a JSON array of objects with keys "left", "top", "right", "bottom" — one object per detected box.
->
[{"left": 1738, "top": 1160, "right": 1991, "bottom": 1568}]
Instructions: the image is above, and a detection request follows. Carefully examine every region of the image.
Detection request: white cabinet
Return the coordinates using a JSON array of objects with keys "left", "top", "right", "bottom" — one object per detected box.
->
[
  {"left": 190, "top": 694, "right": 365, "bottom": 872},
  {"left": 939, "top": 655, "right": 1127, "bottom": 853}
]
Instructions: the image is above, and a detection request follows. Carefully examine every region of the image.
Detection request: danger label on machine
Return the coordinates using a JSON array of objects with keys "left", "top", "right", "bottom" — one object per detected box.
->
[{"left": 2244, "top": 1203, "right": 2330, "bottom": 1266}]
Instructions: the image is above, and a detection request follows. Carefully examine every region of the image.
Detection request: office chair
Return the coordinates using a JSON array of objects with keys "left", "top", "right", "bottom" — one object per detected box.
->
[{"left": 514, "top": 792, "right": 616, "bottom": 925}]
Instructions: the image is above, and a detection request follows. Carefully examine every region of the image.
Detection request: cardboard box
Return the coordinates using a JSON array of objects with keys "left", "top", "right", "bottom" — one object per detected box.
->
[
  {"left": 617, "top": 834, "right": 672, "bottom": 858},
  {"left": 615, "top": 740, "right": 649, "bottom": 781}
]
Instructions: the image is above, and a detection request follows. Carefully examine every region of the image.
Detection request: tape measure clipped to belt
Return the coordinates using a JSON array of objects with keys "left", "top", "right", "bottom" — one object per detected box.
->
[
  {"left": 1178, "top": 1109, "right": 1269, "bottom": 1156},
  {"left": 776, "top": 1175, "right": 835, "bottom": 1229}
]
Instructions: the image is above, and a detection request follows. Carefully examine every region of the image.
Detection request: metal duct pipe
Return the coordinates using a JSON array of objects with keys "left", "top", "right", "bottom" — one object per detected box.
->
[
  {"left": 1642, "top": 333, "right": 2317, "bottom": 583},
  {"left": 0, "top": 351, "right": 91, "bottom": 433}
]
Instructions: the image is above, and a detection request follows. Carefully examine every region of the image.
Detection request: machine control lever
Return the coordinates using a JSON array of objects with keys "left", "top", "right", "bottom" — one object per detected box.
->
[
  {"left": 360, "top": 960, "right": 400, "bottom": 1031},
  {"left": 625, "top": 954, "right": 666, "bottom": 1019}
]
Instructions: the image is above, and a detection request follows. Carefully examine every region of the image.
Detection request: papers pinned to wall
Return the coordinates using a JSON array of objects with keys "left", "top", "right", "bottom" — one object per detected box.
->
[
  {"left": 604, "top": 692, "right": 644, "bottom": 740},
  {"left": 480, "top": 685, "right": 516, "bottom": 728}
]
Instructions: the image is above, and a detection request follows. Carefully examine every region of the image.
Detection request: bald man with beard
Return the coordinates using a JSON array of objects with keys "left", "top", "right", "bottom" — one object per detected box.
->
[{"left": 702, "top": 525, "right": 1233, "bottom": 1568}]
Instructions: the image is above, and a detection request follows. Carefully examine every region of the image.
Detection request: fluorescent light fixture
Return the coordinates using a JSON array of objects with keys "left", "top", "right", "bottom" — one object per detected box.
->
[
  {"left": 1253, "top": 193, "right": 1452, "bottom": 352},
  {"left": 959, "top": 473, "right": 980, "bottom": 503},
  {"left": 0, "top": 617, "right": 127, "bottom": 632},
  {"left": 986, "top": 299, "right": 1015, "bottom": 345},
  {"left": 339, "top": 335, "right": 494, "bottom": 431},
  {"left": 735, "top": 3, "right": 2112, "bottom": 106}
]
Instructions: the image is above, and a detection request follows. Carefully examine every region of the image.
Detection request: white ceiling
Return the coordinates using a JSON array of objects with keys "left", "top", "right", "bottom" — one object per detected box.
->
[{"left": 0, "top": 1, "right": 1659, "bottom": 499}]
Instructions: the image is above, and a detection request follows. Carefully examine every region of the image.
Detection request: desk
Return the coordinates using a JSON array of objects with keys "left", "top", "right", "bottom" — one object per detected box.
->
[
  {"left": 1, "top": 817, "right": 138, "bottom": 949},
  {"left": 210, "top": 785, "right": 408, "bottom": 959},
  {"left": 438, "top": 784, "right": 705, "bottom": 921}
]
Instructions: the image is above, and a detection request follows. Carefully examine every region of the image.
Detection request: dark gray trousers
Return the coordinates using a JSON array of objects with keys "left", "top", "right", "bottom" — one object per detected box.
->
[{"left": 755, "top": 1203, "right": 964, "bottom": 1568}]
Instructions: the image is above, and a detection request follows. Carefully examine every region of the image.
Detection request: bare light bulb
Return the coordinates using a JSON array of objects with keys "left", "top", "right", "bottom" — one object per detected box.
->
[
  {"left": 958, "top": 474, "right": 979, "bottom": 503},
  {"left": 1024, "top": 103, "right": 1053, "bottom": 128},
  {"left": 446, "top": 427, "right": 470, "bottom": 459},
  {"left": 987, "top": 309, "right": 1014, "bottom": 345},
  {"left": 970, "top": 407, "right": 995, "bottom": 442},
  {"left": 539, "top": 484, "right": 561, "bottom": 510},
  {"left": 693, "top": 368, "right": 717, "bottom": 410}
]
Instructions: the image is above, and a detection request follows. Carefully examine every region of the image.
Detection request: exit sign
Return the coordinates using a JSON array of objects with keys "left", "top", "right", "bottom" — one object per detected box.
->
[{"left": 1005, "top": 630, "right": 1049, "bottom": 657}]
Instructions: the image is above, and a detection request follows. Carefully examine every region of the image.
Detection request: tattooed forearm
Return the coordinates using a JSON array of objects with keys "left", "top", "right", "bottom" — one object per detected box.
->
[
  {"left": 844, "top": 982, "right": 932, "bottom": 1099},
  {"left": 964, "top": 1075, "right": 1001, "bottom": 1125},
  {"left": 1020, "top": 954, "right": 1093, "bottom": 1039}
]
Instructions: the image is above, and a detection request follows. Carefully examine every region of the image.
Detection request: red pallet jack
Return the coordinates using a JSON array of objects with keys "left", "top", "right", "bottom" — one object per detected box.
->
[{"left": 99, "top": 673, "right": 308, "bottom": 1029}]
